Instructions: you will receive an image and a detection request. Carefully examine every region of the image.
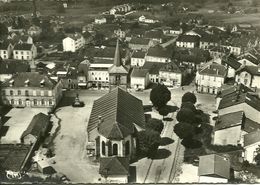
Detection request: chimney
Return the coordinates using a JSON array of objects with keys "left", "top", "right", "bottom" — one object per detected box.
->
[
  {"left": 97, "top": 116, "right": 103, "bottom": 131},
  {"left": 40, "top": 79, "right": 45, "bottom": 87},
  {"left": 9, "top": 79, "right": 14, "bottom": 87},
  {"left": 24, "top": 79, "right": 29, "bottom": 87}
]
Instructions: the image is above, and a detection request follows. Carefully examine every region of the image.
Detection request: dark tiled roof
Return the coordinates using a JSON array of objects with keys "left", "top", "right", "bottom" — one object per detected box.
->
[
  {"left": 0, "top": 144, "right": 31, "bottom": 172},
  {"left": 159, "top": 62, "right": 182, "bottom": 73},
  {"left": 21, "top": 113, "right": 50, "bottom": 139},
  {"left": 222, "top": 55, "right": 241, "bottom": 70},
  {"left": 0, "top": 60, "right": 30, "bottom": 74},
  {"left": 88, "top": 87, "right": 145, "bottom": 140},
  {"left": 214, "top": 111, "right": 244, "bottom": 131},
  {"left": 198, "top": 154, "right": 230, "bottom": 179},
  {"left": 131, "top": 67, "right": 149, "bottom": 78},
  {"left": 236, "top": 66, "right": 260, "bottom": 76},
  {"left": 146, "top": 47, "right": 171, "bottom": 58},
  {"left": 129, "top": 38, "right": 150, "bottom": 45},
  {"left": 243, "top": 118, "right": 260, "bottom": 133},
  {"left": 2, "top": 72, "right": 57, "bottom": 89},
  {"left": 144, "top": 30, "right": 163, "bottom": 39},
  {"left": 244, "top": 130, "right": 260, "bottom": 147},
  {"left": 199, "top": 62, "right": 227, "bottom": 77},
  {"left": 143, "top": 61, "right": 165, "bottom": 75},
  {"left": 176, "top": 35, "right": 200, "bottom": 43},
  {"left": 13, "top": 43, "right": 33, "bottom": 51},
  {"left": 200, "top": 34, "right": 219, "bottom": 43},
  {"left": 132, "top": 51, "right": 146, "bottom": 59},
  {"left": 99, "top": 156, "right": 129, "bottom": 176},
  {"left": 94, "top": 47, "right": 126, "bottom": 59},
  {"left": 242, "top": 55, "right": 260, "bottom": 66},
  {"left": 93, "top": 58, "right": 114, "bottom": 64},
  {"left": 217, "top": 83, "right": 253, "bottom": 98}
]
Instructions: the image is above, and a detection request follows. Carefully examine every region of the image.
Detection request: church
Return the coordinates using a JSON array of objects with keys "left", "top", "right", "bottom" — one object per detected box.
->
[{"left": 87, "top": 40, "right": 146, "bottom": 182}]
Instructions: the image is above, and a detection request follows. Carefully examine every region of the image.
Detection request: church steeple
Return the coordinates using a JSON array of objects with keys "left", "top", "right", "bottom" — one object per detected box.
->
[
  {"left": 108, "top": 39, "right": 128, "bottom": 92},
  {"left": 114, "top": 39, "right": 121, "bottom": 67}
]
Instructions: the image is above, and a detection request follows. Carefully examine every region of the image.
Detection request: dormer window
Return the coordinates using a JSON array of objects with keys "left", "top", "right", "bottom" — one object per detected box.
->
[
  {"left": 24, "top": 79, "right": 29, "bottom": 87},
  {"left": 9, "top": 79, "right": 14, "bottom": 87},
  {"left": 40, "top": 79, "right": 45, "bottom": 87}
]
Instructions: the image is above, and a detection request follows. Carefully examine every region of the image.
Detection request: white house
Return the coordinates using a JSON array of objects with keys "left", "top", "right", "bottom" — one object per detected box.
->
[
  {"left": 176, "top": 35, "right": 200, "bottom": 48},
  {"left": 130, "top": 68, "right": 149, "bottom": 90},
  {"left": 27, "top": 25, "right": 42, "bottom": 36},
  {"left": 196, "top": 62, "right": 227, "bottom": 94},
  {"left": 198, "top": 154, "right": 230, "bottom": 183},
  {"left": 131, "top": 51, "right": 146, "bottom": 67},
  {"left": 235, "top": 66, "right": 260, "bottom": 89},
  {"left": 62, "top": 33, "right": 85, "bottom": 52},
  {"left": 138, "top": 15, "right": 159, "bottom": 24},
  {"left": 244, "top": 131, "right": 260, "bottom": 164},
  {"left": 13, "top": 43, "right": 37, "bottom": 60},
  {"left": 159, "top": 62, "right": 183, "bottom": 87},
  {"left": 0, "top": 42, "right": 13, "bottom": 59},
  {"left": 145, "top": 47, "right": 171, "bottom": 63},
  {"left": 222, "top": 55, "right": 242, "bottom": 78},
  {"left": 94, "top": 16, "right": 107, "bottom": 24}
]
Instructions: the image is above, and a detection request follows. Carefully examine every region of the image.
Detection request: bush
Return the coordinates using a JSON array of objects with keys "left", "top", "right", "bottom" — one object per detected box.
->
[
  {"left": 146, "top": 118, "right": 164, "bottom": 134},
  {"left": 182, "top": 92, "right": 197, "bottom": 104},
  {"left": 174, "top": 122, "right": 194, "bottom": 139},
  {"left": 176, "top": 108, "right": 196, "bottom": 124},
  {"left": 150, "top": 84, "right": 171, "bottom": 110},
  {"left": 181, "top": 101, "right": 197, "bottom": 113},
  {"left": 158, "top": 105, "right": 169, "bottom": 118},
  {"left": 208, "top": 144, "right": 242, "bottom": 153}
]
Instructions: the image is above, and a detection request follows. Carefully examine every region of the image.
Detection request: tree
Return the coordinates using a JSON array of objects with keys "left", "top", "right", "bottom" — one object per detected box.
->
[
  {"left": 182, "top": 92, "right": 197, "bottom": 104},
  {"left": 150, "top": 84, "right": 171, "bottom": 110},
  {"left": 181, "top": 101, "right": 197, "bottom": 113},
  {"left": 146, "top": 118, "right": 164, "bottom": 134},
  {"left": 174, "top": 122, "right": 194, "bottom": 139},
  {"left": 0, "top": 23, "right": 8, "bottom": 38},
  {"left": 158, "top": 105, "right": 169, "bottom": 119},
  {"left": 255, "top": 153, "right": 260, "bottom": 165},
  {"left": 176, "top": 108, "right": 196, "bottom": 124},
  {"left": 137, "top": 130, "right": 161, "bottom": 158}
]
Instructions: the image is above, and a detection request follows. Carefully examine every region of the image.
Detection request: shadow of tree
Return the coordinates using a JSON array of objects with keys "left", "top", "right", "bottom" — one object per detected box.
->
[
  {"left": 165, "top": 105, "right": 179, "bottom": 113},
  {"left": 151, "top": 149, "right": 172, "bottom": 160},
  {"left": 163, "top": 117, "right": 173, "bottom": 121},
  {"left": 181, "top": 139, "right": 202, "bottom": 149},
  {"left": 143, "top": 105, "right": 153, "bottom": 112},
  {"left": 128, "top": 166, "right": 137, "bottom": 183},
  {"left": 160, "top": 137, "right": 174, "bottom": 146},
  {"left": 56, "top": 96, "right": 75, "bottom": 108}
]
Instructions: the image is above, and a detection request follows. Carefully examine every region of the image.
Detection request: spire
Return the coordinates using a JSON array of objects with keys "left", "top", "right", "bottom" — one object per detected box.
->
[{"left": 114, "top": 39, "right": 121, "bottom": 67}]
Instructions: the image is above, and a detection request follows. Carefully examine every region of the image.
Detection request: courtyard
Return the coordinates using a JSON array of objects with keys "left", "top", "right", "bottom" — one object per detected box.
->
[{"left": 49, "top": 84, "right": 216, "bottom": 183}]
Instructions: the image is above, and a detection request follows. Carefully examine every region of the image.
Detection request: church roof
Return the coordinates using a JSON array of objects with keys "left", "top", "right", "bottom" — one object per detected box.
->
[
  {"left": 88, "top": 87, "right": 145, "bottom": 140},
  {"left": 99, "top": 156, "right": 129, "bottom": 176}
]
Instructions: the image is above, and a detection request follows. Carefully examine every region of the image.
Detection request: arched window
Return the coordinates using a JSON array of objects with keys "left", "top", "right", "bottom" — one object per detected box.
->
[
  {"left": 10, "top": 99, "right": 14, "bottom": 105},
  {"left": 10, "top": 90, "right": 13, "bottom": 96},
  {"left": 41, "top": 99, "right": 45, "bottom": 105},
  {"left": 17, "top": 90, "right": 21, "bottom": 95},
  {"left": 125, "top": 141, "right": 130, "bottom": 156},
  {"left": 25, "top": 90, "right": 29, "bottom": 96},
  {"left": 18, "top": 99, "right": 22, "bottom": 105},
  {"left": 113, "top": 143, "right": 118, "bottom": 156},
  {"left": 33, "top": 99, "right": 37, "bottom": 106},
  {"left": 102, "top": 141, "right": 106, "bottom": 155}
]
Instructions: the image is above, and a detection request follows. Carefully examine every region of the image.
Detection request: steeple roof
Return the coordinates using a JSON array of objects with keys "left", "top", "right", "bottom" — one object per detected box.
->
[{"left": 114, "top": 39, "right": 121, "bottom": 67}]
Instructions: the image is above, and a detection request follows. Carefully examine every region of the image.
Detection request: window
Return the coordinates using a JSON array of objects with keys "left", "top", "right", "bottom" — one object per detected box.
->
[
  {"left": 2, "top": 90, "right": 5, "bottom": 96},
  {"left": 15, "top": 51, "right": 18, "bottom": 54},
  {"left": 18, "top": 90, "right": 21, "bottom": 95},
  {"left": 41, "top": 99, "right": 45, "bottom": 105},
  {"left": 112, "top": 143, "right": 118, "bottom": 156},
  {"left": 21, "top": 51, "right": 23, "bottom": 55},
  {"left": 3, "top": 51, "right": 6, "bottom": 54},
  {"left": 18, "top": 99, "right": 22, "bottom": 105},
  {"left": 10, "top": 90, "right": 13, "bottom": 96},
  {"left": 102, "top": 141, "right": 106, "bottom": 155},
  {"left": 99, "top": 77, "right": 101, "bottom": 80},
  {"left": 49, "top": 99, "right": 53, "bottom": 105},
  {"left": 27, "top": 56, "right": 29, "bottom": 60},
  {"left": 125, "top": 141, "right": 130, "bottom": 155},
  {"left": 33, "top": 90, "right": 36, "bottom": 96},
  {"left": 95, "top": 77, "right": 97, "bottom": 80},
  {"left": 48, "top": 91, "right": 52, "bottom": 96},
  {"left": 214, "top": 76, "right": 216, "bottom": 82},
  {"left": 33, "top": 99, "right": 37, "bottom": 106},
  {"left": 10, "top": 99, "right": 14, "bottom": 105},
  {"left": 25, "top": 90, "right": 29, "bottom": 96},
  {"left": 202, "top": 75, "right": 204, "bottom": 80},
  {"left": 27, "top": 51, "right": 29, "bottom": 55}
]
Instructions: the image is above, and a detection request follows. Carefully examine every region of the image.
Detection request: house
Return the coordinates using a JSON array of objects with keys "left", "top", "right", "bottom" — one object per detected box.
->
[
  {"left": 176, "top": 35, "right": 200, "bottom": 48},
  {"left": 235, "top": 66, "right": 260, "bottom": 89},
  {"left": 237, "top": 54, "right": 260, "bottom": 66},
  {"left": 131, "top": 51, "right": 146, "bottom": 67},
  {"left": 1, "top": 72, "right": 63, "bottom": 108},
  {"left": 213, "top": 111, "right": 245, "bottom": 145},
  {"left": 27, "top": 25, "right": 42, "bottom": 36},
  {"left": 0, "top": 42, "right": 13, "bottom": 59},
  {"left": 13, "top": 43, "right": 37, "bottom": 60},
  {"left": 199, "top": 35, "right": 219, "bottom": 49},
  {"left": 0, "top": 144, "right": 34, "bottom": 179},
  {"left": 198, "top": 154, "right": 230, "bottom": 183},
  {"left": 144, "top": 30, "right": 164, "bottom": 44},
  {"left": 17, "top": 35, "right": 33, "bottom": 44},
  {"left": 208, "top": 45, "right": 230, "bottom": 60},
  {"left": 62, "top": 33, "right": 85, "bottom": 52},
  {"left": 21, "top": 113, "right": 50, "bottom": 145},
  {"left": 130, "top": 67, "right": 149, "bottom": 90},
  {"left": 109, "top": 4, "right": 132, "bottom": 15},
  {"left": 145, "top": 46, "right": 172, "bottom": 63},
  {"left": 143, "top": 62, "right": 164, "bottom": 83},
  {"left": 0, "top": 60, "right": 30, "bottom": 82},
  {"left": 129, "top": 38, "right": 152, "bottom": 51},
  {"left": 125, "top": 28, "right": 146, "bottom": 41},
  {"left": 138, "top": 15, "right": 159, "bottom": 24},
  {"left": 218, "top": 92, "right": 260, "bottom": 124},
  {"left": 196, "top": 62, "right": 227, "bottom": 94},
  {"left": 243, "top": 131, "right": 260, "bottom": 164},
  {"left": 169, "top": 25, "right": 183, "bottom": 35},
  {"left": 184, "top": 28, "right": 209, "bottom": 38},
  {"left": 114, "top": 28, "right": 129, "bottom": 38},
  {"left": 95, "top": 16, "right": 107, "bottom": 25},
  {"left": 231, "top": 23, "right": 256, "bottom": 34},
  {"left": 99, "top": 156, "right": 129, "bottom": 183},
  {"left": 222, "top": 54, "right": 242, "bottom": 78},
  {"left": 87, "top": 87, "right": 146, "bottom": 159},
  {"left": 159, "top": 61, "right": 183, "bottom": 87}
]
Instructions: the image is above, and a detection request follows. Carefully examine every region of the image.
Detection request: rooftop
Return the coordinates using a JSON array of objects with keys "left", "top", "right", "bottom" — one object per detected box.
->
[
  {"left": 13, "top": 43, "right": 33, "bottom": 51},
  {"left": 131, "top": 67, "right": 149, "bottom": 78},
  {"left": 88, "top": 87, "right": 145, "bottom": 140},
  {"left": 199, "top": 62, "right": 227, "bottom": 77},
  {"left": 159, "top": 61, "right": 182, "bottom": 73},
  {"left": 198, "top": 154, "right": 230, "bottom": 179},
  {"left": 143, "top": 61, "right": 165, "bottom": 75},
  {"left": 129, "top": 37, "right": 150, "bottom": 45},
  {"left": 214, "top": 111, "right": 244, "bottom": 131},
  {"left": 244, "top": 130, "right": 260, "bottom": 147},
  {"left": 131, "top": 51, "right": 146, "bottom": 59},
  {"left": 99, "top": 156, "right": 129, "bottom": 176},
  {"left": 176, "top": 35, "right": 200, "bottom": 43},
  {"left": 0, "top": 60, "right": 30, "bottom": 74},
  {"left": 146, "top": 46, "right": 171, "bottom": 58}
]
